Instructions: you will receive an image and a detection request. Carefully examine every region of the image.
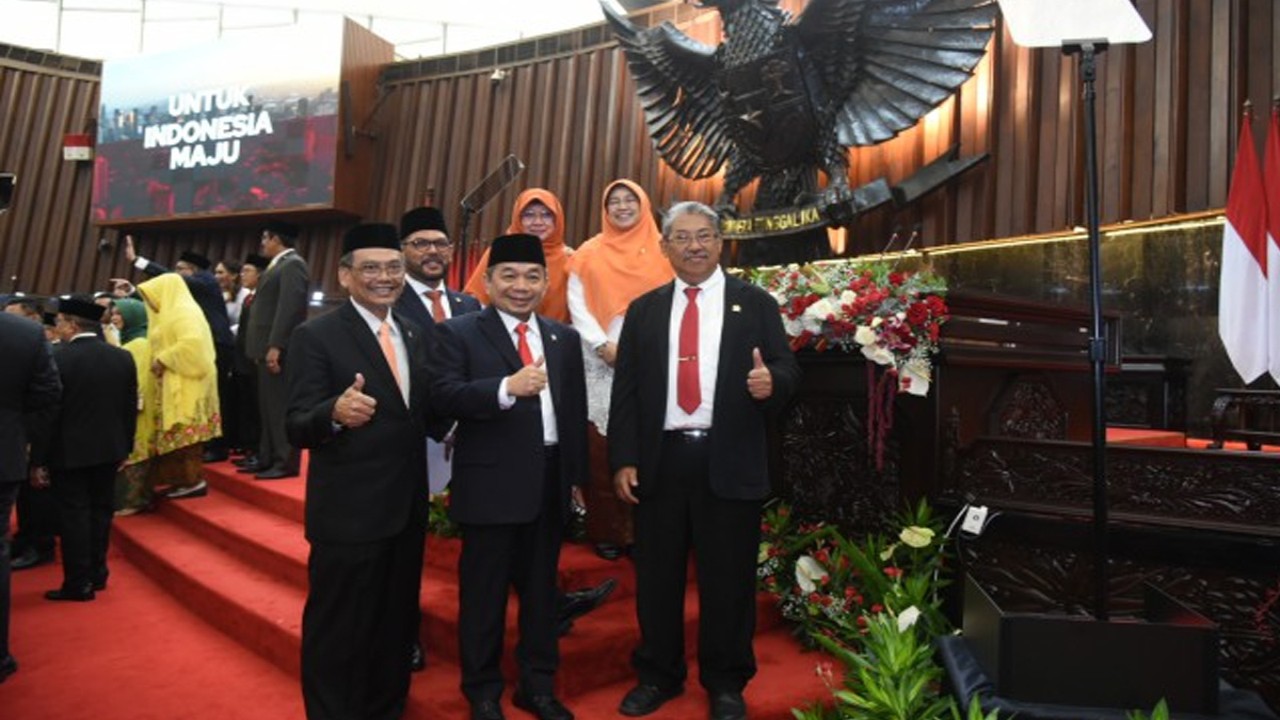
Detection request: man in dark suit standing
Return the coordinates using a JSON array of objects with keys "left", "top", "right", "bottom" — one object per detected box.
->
[
  {"left": 30, "top": 297, "right": 137, "bottom": 602},
  {"left": 286, "top": 224, "right": 431, "bottom": 720},
  {"left": 427, "top": 234, "right": 588, "bottom": 720},
  {"left": 231, "top": 254, "right": 268, "bottom": 469},
  {"left": 608, "top": 202, "right": 800, "bottom": 720},
  {"left": 396, "top": 206, "right": 482, "bottom": 328},
  {"left": 0, "top": 310, "right": 61, "bottom": 681},
  {"left": 247, "top": 221, "right": 310, "bottom": 479}
]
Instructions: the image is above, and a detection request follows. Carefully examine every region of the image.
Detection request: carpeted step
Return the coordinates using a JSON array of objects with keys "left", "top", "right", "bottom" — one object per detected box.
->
[{"left": 203, "top": 460, "right": 306, "bottom": 524}]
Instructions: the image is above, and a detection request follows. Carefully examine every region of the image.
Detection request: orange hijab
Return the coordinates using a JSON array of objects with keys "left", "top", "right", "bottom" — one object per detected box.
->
[
  {"left": 464, "top": 188, "right": 570, "bottom": 323},
  {"left": 567, "top": 180, "right": 673, "bottom": 329}
]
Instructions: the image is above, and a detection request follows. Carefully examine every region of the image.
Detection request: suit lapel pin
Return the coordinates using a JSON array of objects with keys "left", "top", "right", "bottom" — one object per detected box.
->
[
  {"left": 550, "top": 333, "right": 558, "bottom": 342},
  {"left": 732, "top": 304, "right": 742, "bottom": 313}
]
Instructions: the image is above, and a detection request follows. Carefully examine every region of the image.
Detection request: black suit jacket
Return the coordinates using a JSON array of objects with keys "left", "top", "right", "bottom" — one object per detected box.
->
[
  {"left": 394, "top": 284, "right": 482, "bottom": 330},
  {"left": 426, "top": 306, "right": 587, "bottom": 525},
  {"left": 233, "top": 292, "right": 255, "bottom": 375},
  {"left": 247, "top": 251, "right": 310, "bottom": 361},
  {"left": 608, "top": 274, "right": 801, "bottom": 501},
  {"left": 285, "top": 302, "right": 431, "bottom": 545},
  {"left": 43, "top": 336, "right": 138, "bottom": 471},
  {"left": 0, "top": 314, "right": 61, "bottom": 483}
]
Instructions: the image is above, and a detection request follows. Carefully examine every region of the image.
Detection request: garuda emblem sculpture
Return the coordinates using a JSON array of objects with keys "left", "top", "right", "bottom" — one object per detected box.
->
[{"left": 603, "top": 0, "right": 998, "bottom": 217}]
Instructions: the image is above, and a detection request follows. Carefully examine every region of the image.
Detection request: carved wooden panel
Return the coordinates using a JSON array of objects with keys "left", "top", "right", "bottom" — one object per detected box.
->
[{"left": 988, "top": 375, "right": 1067, "bottom": 439}]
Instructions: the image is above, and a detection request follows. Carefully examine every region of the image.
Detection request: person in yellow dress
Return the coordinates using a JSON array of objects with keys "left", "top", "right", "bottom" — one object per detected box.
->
[{"left": 136, "top": 274, "right": 222, "bottom": 499}]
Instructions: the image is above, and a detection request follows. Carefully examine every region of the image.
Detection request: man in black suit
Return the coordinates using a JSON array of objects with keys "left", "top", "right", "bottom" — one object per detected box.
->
[
  {"left": 0, "top": 310, "right": 61, "bottom": 681},
  {"left": 247, "top": 221, "right": 310, "bottom": 479},
  {"left": 286, "top": 224, "right": 432, "bottom": 720},
  {"left": 427, "top": 234, "right": 588, "bottom": 720},
  {"left": 396, "top": 206, "right": 482, "bottom": 328},
  {"left": 608, "top": 201, "right": 800, "bottom": 720},
  {"left": 30, "top": 297, "right": 137, "bottom": 602},
  {"left": 231, "top": 254, "right": 268, "bottom": 469}
]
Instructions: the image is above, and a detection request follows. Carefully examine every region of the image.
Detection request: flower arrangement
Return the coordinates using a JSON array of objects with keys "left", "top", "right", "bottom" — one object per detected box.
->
[
  {"left": 758, "top": 500, "right": 997, "bottom": 719},
  {"left": 746, "top": 260, "right": 949, "bottom": 469},
  {"left": 746, "top": 260, "right": 949, "bottom": 397}
]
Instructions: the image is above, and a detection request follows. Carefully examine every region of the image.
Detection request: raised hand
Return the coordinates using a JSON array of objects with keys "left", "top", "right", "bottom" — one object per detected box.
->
[
  {"left": 746, "top": 347, "right": 773, "bottom": 400},
  {"left": 333, "top": 373, "right": 377, "bottom": 428}
]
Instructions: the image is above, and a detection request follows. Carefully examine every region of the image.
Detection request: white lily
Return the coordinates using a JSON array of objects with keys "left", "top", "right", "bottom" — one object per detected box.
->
[
  {"left": 794, "top": 555, "right": 829, "bottom": 594},
  {"left": 900, "top": 525, "right": 935, "bottom": 549},
  {"left": 897, "top": 605, "right": 922, "bottom": 632}
]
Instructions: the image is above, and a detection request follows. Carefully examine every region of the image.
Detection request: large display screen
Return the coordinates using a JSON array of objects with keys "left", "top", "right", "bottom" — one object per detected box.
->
[{"left": 92, "top": 26, "right": 343, "bottom": 224}]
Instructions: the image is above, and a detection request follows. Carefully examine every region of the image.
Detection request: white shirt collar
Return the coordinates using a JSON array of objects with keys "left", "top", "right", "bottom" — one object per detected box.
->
[
  {"left": 349, "top": 299, "right": 399, "bottom": 337},
  {"left": 496, "top": 309, "right": 539, "bottom": 338},
  {"left": 673, "top": 266, "right": 725, "bottom": 295},
  {"left": 405, "top": 274, "right": 446, "bottom": 297}
]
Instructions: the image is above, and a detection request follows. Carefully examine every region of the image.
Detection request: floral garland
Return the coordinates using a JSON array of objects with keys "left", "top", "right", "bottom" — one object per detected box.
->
[{"left": 746, "top": 260, "right": 949, "bottom": 468}]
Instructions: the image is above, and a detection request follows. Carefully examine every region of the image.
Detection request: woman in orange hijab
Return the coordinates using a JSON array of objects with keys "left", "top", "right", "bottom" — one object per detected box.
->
[
  {"left": 464, "top": 188, "right": 571, "bottom": 322},
  {"left": 566, "top": 179, "right": 673, "bottom": 559}
]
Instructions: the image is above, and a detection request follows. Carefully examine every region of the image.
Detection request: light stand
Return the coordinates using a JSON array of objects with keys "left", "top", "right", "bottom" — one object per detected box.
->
[{"left": 996, "top": 0, "right": 1151, "bottom": 623}]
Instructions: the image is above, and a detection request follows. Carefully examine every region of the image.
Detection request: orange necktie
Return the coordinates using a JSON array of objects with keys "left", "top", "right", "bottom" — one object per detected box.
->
[
  {"left": 378, "top": 322, "right": 403, "bottom": 390},
  {"left": 425, "top": 290, "right": 446, "bottom": 323}
]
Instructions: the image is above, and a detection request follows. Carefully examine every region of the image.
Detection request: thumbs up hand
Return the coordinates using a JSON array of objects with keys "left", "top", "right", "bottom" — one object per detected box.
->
[
  {"left": 746, "top": 347, "right": 773, "bottom": 400},
  {"left": 333, "top": 372, "right": 378, "bottom": 428},
  {"left": 508, "top": 356, "right": 548, "bottom": 397}
]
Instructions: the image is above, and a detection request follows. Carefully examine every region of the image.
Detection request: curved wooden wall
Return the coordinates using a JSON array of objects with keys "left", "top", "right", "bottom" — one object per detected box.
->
[{"left": 2, "top": 0, "right": 1279, "bottom": 298}]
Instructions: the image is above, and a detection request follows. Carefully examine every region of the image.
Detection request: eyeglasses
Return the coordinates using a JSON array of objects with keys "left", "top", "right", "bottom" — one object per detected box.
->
[
  {"left": 520, "top": 210, "right": 555, "bottom": 222},
  {"left": 349, "top": 261, "right": 406, "bottom": 279},
  {"left": 666, "top": 231, "right": 719, "bottom": 247},
  {"left": 403, "top": 238, "right": 452, "bottom": 251}
]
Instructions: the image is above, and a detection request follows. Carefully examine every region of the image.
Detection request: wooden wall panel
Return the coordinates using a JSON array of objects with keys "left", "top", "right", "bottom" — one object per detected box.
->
[{"left": 4, "top": 1, "right": 1280, "bottom": 302}]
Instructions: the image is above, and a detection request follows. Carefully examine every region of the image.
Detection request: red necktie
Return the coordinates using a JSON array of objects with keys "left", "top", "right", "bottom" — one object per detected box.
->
[
  {"left": 516, "top": 322, "right": 534, "bottom": 366},
  {"left": 425, "top": 290, "right": 445, "bottom": 323},
  {"left": 243, "top": 291, "right": 254, "bottom": 310},
  {"left": 677, "top": 287, "right": 700, "bottom": 414}
]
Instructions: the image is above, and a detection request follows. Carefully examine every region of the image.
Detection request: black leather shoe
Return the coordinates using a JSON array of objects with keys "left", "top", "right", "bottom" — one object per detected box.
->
[
  {"left": 202, "top": 449, "right": 229, "bottom": 463},
  {"left": 593, "top": 543, "right": 627, "bottom": 561},
  {"left": 410, "top": 641, "right": 425, "bottom": 672},
  {"left": 92, "top": 570, "right": 109, "bottom": 592},
  {"left": 235, "top": 462, "right": 269, "bottom": 474},
  {"left": 11, "top": 547, "right": 53, "bottom": 571},
  {"left": 0, "top": 655, "right": 17, "bottom": 684},
  {"left": 44, "top": 586, "right": 95, "bottom": 602},
  {"left": 513, "top": 692, "right": 573, "bottom": 720},
  {"left": 255, "top": 466, "right": 298, "bottom": 480},
  {"left": 619, "top": 684, "right": 683, "bottom": 717},
  {"left": 556, "top": 577, "right": 617, "bottom": 633},
  {"left": 232, "top": 455, "right": 259, "bottom": 468},
  {"left": 470, "top": 699, "right": 505, "bottom": 720},
  {"left": 709, "top": 691, "right": 746, "bottom": 720}
]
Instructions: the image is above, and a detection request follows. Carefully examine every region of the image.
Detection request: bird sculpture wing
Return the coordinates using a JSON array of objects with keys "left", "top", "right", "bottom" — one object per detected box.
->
[
  {"left": 602, "top": 2, "right": 736, "bottom": 180},
  {"left": 794, "top": 0, "right": 999, "bottom": 147}
]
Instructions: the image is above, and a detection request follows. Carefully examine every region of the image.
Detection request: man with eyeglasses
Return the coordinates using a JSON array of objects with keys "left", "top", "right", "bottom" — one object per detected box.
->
[
  {"left": 285, "top": 223, "right": 435, "bottom": 720},
  {"left": 608, "top": 201, "right": 800, "bottom": 720},
  {"left": 395, "top": 206, "right": 482, "bottom": 329}
]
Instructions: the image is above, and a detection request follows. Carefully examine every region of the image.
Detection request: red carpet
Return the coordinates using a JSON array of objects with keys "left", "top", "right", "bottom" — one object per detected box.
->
[{"left": 5, "top": 460, "right": 832, "bottom": 718}]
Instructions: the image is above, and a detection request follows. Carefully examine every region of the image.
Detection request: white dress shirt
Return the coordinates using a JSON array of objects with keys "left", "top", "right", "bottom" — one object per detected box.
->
[
  {"left": 496, "top": 310, "right": 559, "bottom": 445},
  {"left": 405, "top": 275, "right": 454, "bottom": 321},
  {"left": 350, "top": 300, "right": 410, "bottom": 406},
  {"left": 664, "top": 267, "right": 725, "bottom": 430}
]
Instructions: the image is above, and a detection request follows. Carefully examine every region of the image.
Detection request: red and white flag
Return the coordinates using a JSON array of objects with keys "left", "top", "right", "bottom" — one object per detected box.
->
[
  {"left": 1266, "top": 107, "right": 1280, "bottom": 383},
  {"left": 1219, "top": 109, "right": 1269, "bottom": 383}
]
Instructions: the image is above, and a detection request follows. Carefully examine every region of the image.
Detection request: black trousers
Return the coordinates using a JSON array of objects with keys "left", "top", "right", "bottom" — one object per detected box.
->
[
  {"left": 50, "top": 463, "right": 116, "bottom": 591},
  {"left": 458, "top": 449, "right": 564, "bottom": 703},
  {"left": 0, "top": 481, "right": 19, "bottom": 659},
  {"left": 256, "top": 362, "right": 296, "bottom": 471},
  {"left": 631, "top": 433, "right": 762, "bottom": 694},
  {"left": 12, "top": 482, "right": 57, "bottom": 558},
  {"left": 233, "top": 370, "right": 260, "bottom": 456},
  {"left": 208, "top": 344, "right": 234, "bottom": 453},
  {"left": 301, "top": 520, "right": 426, "bottom": 720}
]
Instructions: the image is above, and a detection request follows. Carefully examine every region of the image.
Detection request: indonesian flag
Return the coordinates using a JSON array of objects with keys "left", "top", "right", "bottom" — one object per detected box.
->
[
  {"left": 1266, "top": 107, "right": 1280, "bottom": 383},
  {"left": 1219, "top": 110, "right": 1269, "bottom": 383}
]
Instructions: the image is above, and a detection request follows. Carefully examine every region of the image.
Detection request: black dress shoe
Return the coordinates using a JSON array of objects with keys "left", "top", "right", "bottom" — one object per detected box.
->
[
  {"left": 556, "top": 577, "right": 617, "bottom": 630},
  {"left": 0, "top": 655, "right": 17, "bottom": 684},
  {"left": 513, "top": 692, "right": 573, "bottom": 720},
  {"left": 11, "top": 547, "right": 53, "bottom": 571},
  {"left": 470, "top": 699, "right": 505, "bottom": 720},
  {"left": 619, "top": 684, "right": 683, "bottom": 717},
  {"left": 202, "top": 449, "right": 229, "bottom": 463},
  {"left": 255, "top": 466, "right": 298, "bottom": 480},
  {"left": 410, "top": 641, "right": 425, "bottom": 672},
  {"left": 232, "top": 455, "right": 259, "bottom": 468},
  {"left": 709, "top": 691, "right": 746, "bottom": 720},
  {"left": 44, "top": 586, "right": 95, "bottom": 602},
  {"left": 593, "top": 543, "right": 627, "bottom": 561},
  {"left": 235, "top": 462, "right": 269, "bottom": 474}
]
